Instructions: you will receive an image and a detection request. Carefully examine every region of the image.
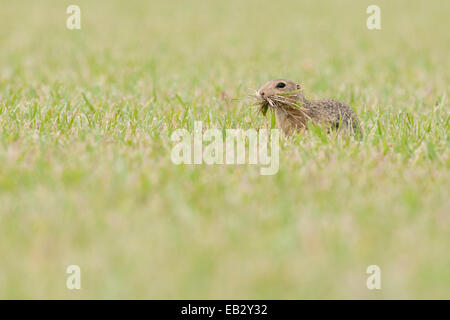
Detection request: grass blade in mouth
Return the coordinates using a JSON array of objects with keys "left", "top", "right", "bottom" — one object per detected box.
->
[{"left": 259, "top": 101, "right": 270, "bottom": 116}]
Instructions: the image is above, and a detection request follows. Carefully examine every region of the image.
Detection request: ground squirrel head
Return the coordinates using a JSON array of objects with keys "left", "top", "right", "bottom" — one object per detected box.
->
[
  {"left": 257, "top": 79, "right": 301, "bottom": 100},
  {"left": 255, "top": 79, "right": 304, "bottom": 116}
]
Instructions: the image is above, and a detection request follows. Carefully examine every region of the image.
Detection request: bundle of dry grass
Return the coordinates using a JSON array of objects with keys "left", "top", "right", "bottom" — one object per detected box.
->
[{"left": 253, "top": 90, "right": 311, "bottom": 131}]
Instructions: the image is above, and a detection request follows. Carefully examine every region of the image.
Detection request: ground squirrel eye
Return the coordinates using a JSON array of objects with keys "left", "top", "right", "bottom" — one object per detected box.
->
[{"left": 276, "top": 82, "right": 286, "bottom": 88}]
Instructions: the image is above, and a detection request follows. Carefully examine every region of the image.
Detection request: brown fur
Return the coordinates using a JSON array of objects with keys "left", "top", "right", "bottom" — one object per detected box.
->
[{"left": 255, "top": 79, "right": 362, "bottom": 137}]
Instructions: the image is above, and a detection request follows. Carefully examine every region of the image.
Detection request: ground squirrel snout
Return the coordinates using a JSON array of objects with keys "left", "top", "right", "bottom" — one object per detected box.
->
[{"left": 255, "top": 79, "right": 362, "bottom": 137}]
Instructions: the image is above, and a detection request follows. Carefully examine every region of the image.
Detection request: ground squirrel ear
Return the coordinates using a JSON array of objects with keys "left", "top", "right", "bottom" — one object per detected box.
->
[{"left": 296, "top": 84, "right": 301, "bottom": 90}]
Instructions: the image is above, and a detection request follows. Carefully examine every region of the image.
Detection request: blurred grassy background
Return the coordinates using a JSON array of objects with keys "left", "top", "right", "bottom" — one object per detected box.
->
[{"left": 0, "top": 0, "right": 449, "bottom": 298}]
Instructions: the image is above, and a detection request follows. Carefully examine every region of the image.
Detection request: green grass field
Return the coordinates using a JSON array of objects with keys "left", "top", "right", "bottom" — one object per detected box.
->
[{"left": 0, "top": 0, "right": 449, "bottom": 299}]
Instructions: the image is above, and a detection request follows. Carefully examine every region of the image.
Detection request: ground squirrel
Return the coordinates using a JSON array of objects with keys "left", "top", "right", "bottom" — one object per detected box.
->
[{"left": 255, "top": 79, "right": 362, "bottom": 137}]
